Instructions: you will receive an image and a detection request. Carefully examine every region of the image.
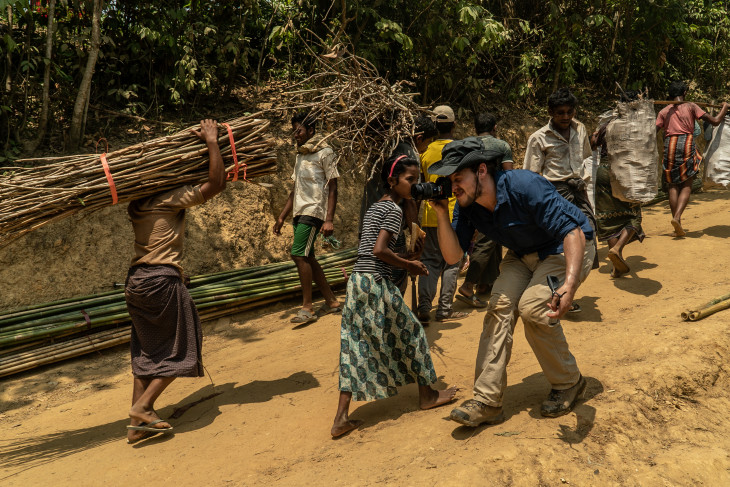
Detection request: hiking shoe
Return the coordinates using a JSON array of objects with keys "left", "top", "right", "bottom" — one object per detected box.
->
[
  {"left": 540, "top": 375, "right": 587, "bottom": 417},
  {"left": 449, "top": 399, "right": 504, "bottom": 427},
  {"left": 417, "top": 312, "right": 431, "bottom": 325}
]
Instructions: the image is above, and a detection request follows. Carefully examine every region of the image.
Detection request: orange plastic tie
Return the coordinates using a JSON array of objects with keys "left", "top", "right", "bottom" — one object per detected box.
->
[
  {"left": 95, "top": 138, "right": 118, "bottom": 205},
  {"left": 223, "top": 122, "right": 247, "bottom": 181}
]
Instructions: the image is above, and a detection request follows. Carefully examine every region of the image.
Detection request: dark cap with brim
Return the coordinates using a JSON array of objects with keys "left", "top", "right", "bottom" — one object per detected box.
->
[{"left": 427, "top": 137, "right": 504, "bottom": 176}]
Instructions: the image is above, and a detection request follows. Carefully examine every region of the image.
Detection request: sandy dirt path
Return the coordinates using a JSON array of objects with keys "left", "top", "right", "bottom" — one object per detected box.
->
[{"left": 2, "top": 190, "right": 730, "bottom": 486}]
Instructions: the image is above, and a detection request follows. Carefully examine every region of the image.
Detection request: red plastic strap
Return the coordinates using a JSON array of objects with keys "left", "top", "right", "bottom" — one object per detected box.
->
[
  {"left": 223, "top": 122, "right": 247, "bottom": 181},
  {"left": 96, "top": 138, "right": 118, "bottom": 205}
]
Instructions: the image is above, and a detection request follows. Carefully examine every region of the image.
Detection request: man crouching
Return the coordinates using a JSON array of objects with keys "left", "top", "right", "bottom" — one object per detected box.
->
[
  {"left": 124, "top": 119, "right": 226, "bottom": 443},
  {"left": 427, "top": 137, "right": 595, "bottom": 426}
]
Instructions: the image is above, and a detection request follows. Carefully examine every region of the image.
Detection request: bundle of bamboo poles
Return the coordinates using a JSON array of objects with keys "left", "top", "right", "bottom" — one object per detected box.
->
[
  {"left": 0, "top": 114, "right": 277, "bottom": 248},
  {"left": 681, "top": 292, "right": 730, "bottom": 322},
  {"left": 0, "top": 248, "right": 357, "bottom": 378}
]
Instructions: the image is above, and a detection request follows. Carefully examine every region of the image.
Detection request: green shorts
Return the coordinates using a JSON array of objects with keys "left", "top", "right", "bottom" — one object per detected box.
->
[{"left": 291, "top": 217, "right": 322, "bottom": 257}]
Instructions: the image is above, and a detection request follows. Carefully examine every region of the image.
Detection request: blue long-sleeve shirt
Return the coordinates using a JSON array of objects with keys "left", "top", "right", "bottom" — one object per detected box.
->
[{"left": 454, "top": 170, "right": 593, "bottom": 259}]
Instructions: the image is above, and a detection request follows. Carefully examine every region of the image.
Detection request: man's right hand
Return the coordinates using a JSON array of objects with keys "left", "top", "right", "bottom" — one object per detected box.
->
[
  {"left": 192, "top": 119, "right": 220, "bottom": 145},
  {"left": 273, "top": 218, "right": 284, "bottom": 235}
]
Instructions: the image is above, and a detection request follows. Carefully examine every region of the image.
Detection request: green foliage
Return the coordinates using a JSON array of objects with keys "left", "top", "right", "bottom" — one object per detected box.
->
[{"left": 2, "top": 0, "right": 730, "bottom": 151}]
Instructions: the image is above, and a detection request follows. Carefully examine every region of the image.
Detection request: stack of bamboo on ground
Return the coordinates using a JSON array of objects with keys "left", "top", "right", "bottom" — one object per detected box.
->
[
  {"left": 0, "top": 115, "right": 276, "bottom": 248},
  {"left": 681, "top": 292, "right": 730, "bottom": 321},
  {"left": 0, "top": 248, "right": 356, "bottom": 378}
]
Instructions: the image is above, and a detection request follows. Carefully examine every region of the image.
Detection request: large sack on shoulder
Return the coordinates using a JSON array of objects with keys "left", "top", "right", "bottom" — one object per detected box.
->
[
  {"left": 605, "top": 99, "right": 659, "bottom": 203},
  {"left": 704, "top": 116, "right": 730, "bottom": 187}
]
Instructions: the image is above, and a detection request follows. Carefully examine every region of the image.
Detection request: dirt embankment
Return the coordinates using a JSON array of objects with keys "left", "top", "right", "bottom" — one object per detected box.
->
[
  {"left": 0, "top": 108, "right": 555, "bottom": 311},
  {"left": 0, "top": 125, "right": 367, "bottom": 311}
]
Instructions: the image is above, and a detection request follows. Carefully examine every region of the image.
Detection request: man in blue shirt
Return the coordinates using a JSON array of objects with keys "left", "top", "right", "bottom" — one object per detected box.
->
[{"left": 427, "top": 137, "right": 595, "bottom": 427}]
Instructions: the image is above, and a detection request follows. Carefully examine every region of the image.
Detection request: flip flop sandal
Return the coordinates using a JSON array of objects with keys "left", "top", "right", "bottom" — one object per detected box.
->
[
  {"left": 607, "top": 249, "right": 630, "bottom": 275},
  {"left": 568, "top": 303, "right": 582, "bottom": 313},
  {"left": 127, "top": 430, "right": 161, "bottom": 444},
  {"left": 316, "top": 303, "right": 343, "bottom": 317},
  {"left": 126, "top": 419, "right": 173, "bottom": 433},
  {"left": 291, "top": 308, "right": 318, "bottom": 324},
  {"left": 455, "top": 293, "right": 487, "bottom": 308},
  {"left": 671, "top": 219, "right": 686, "bottom": 237},
  {"left": 435, "top": 310, "right": 471, "bottom": 322}
]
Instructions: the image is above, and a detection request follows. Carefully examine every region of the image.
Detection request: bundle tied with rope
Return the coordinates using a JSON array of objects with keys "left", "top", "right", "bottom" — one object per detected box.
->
[
  {"left": 0, "top": 114, "right": 277, "bottom": 248},
  {"left": 282, "top": 43, "right": 427, "bottom": 180}
]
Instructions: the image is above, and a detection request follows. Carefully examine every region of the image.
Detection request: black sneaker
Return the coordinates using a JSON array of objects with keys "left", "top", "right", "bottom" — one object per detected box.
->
[{"left": 540, "top": 375, "right": 587, "bottom": 417}]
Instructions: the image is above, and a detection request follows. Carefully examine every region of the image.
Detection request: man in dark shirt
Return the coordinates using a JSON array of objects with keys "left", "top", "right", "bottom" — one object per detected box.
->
[{"left": 426, "top": 137, "right": 595, "bottom": 427}]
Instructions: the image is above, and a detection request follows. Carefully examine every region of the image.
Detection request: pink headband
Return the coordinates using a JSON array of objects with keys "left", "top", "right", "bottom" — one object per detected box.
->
[{"left": 388, "top": 155, "right": 408, "bottom": 178}]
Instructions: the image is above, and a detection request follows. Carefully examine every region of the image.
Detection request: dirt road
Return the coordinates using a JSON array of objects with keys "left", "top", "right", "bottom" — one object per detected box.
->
[{"left": 2, "top": 190, "right": 730, "bottom": 486}]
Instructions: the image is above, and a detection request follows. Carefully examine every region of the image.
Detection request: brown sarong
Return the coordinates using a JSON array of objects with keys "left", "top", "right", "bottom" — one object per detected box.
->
[{"left": 125, "top": 265, "right": 203, "bottom": 378}]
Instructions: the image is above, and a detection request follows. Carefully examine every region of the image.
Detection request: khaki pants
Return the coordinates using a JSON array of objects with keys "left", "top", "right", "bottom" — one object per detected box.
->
[{"left": 472, "top": 244, "right": 595, "bottom": 407}]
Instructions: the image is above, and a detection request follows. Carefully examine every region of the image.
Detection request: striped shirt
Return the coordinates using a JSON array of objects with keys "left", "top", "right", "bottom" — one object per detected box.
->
[{"left": 353, "top": 200, "right": 403, "bottom": 281}]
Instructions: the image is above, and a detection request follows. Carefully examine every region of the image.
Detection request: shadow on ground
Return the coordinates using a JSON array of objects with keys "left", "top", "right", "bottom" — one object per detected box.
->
[
  {"left": 0, "top": 371, "right": 318, "bottom": 477},
  {"left": 449, "top": 373, "right": 603, "bottom": 443}
]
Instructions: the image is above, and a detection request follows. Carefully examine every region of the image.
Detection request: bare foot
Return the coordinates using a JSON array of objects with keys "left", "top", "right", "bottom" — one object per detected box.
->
[
  {"left": 331, "top": 418, "right": 363, "bottom": 438},
  {"left": 127, "top": 429, "right": 160, "bottom": 444},
  {"left": 419, "top": 386, "right": 458, "bottom": 410},
  {"left": 129, "top": 407, "right": 171, "bottom": 430},
  {"left": 671, "top": 219, "right": 685, "bottom": 237}
]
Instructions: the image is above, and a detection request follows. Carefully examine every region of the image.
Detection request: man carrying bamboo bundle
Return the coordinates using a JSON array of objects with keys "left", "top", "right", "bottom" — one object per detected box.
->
[
  {"left": 655, "top": 80, "right": 729, "bottom": 237},
  {"left": 427, "top": 138, "right": 595, "bottom": 427},
  {"left": 273, "top": 111, "right": 341, "bottom": 325},
  {"left": 124, "top": 119, "right": 226, "bottom": 444}
]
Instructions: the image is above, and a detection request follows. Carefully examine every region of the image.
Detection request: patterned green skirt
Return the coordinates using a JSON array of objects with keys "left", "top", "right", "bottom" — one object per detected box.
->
[{"left": 339, "top": 272, "right": 437, "bottom": 401}]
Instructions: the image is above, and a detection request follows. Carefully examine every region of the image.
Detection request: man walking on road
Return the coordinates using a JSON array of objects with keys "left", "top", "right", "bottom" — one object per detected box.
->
[{"left": 274, "top": 111, "right": 342, "bottom": 325}]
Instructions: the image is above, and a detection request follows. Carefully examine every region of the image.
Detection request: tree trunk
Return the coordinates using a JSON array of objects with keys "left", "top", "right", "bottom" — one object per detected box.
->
[
  {"left": 20, "top": 7, "right": 35, "bottom": 133},
  {"left": 68, "top": 0, "right": 102, "bottom": 150},
  {"left": 36, "top": 0, "right": 56, "bottom": 148},
  {"left": 551, "top": 56, "right": 562, "bottom": 93},
  {"left": 4, "top": 6, "right": 11, "bottom": 93},
  {"left": 3, "top": 5, "right": 13, "bottom": 150}
]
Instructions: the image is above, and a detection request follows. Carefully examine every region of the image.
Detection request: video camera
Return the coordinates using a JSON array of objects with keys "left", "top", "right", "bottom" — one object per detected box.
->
[{"left": 411, "top": 176, "right": 452, "bottom": 200}]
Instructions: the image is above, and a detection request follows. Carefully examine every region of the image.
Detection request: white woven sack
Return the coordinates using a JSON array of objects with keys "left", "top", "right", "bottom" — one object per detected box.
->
[
  {"left": 704, "top": 116, "right": 730, "bottom": 188},
  {"left": 605, "top": 99, "right": 659, "bottom": 203}
]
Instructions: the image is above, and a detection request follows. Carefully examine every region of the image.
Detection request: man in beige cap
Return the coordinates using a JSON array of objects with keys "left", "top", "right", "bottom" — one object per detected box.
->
[{"left": 416, "top": 105, "right": 470, "bottom": 324}]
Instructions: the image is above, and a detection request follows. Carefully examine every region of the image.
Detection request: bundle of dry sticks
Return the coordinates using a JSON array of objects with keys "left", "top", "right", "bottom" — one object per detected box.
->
[
  {"left": 0, "top": 115, "right": 277, "bottom": 248},
  {"left": 282, "top": 45, "right": 425, "bottom": 179}
]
